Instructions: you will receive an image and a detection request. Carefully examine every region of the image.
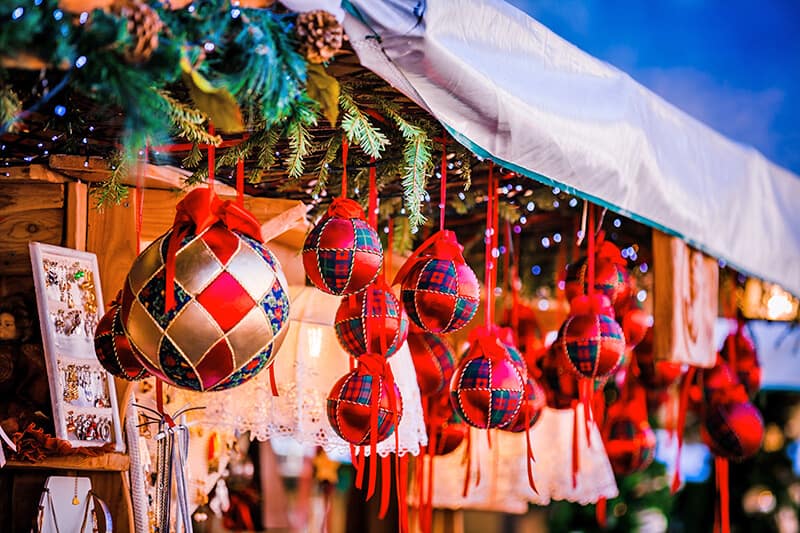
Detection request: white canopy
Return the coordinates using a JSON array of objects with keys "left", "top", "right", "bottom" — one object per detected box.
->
[{"left": 341, "top": 0, "right": 800, "bottom": 296}]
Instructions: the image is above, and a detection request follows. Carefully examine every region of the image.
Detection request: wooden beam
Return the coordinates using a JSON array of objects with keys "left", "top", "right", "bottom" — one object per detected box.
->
[
  {"left": 0, "top": 183, "right": 63, "bottom": 216},
  {"left": 65, "top": 181, "right": 88, "bottom": 251},
  {"left": 86, "top": 195, "right": 138, "bottom": 301},
  {"left": 0, "top": 164, "right": 68, "bottom": 184}
]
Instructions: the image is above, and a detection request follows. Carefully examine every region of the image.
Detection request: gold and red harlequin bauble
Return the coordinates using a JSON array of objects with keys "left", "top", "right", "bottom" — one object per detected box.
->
[
  {"left": 334, "top": 280, "right": 408, "bottom": 359},
  {"left": 503, "top": 375, "right": 546, "bottom": 433},
  {"left": 720, "top": 328, "right": 761, "bottom": 397},
  {"left": 633, "top": 328, "right": 682, "bottom": 390},
  {"left": 449, "top": 329, "right": 525, "bottom": 429},
  {"left": 603, "top": 413, "right": 657, "bottom": 475},
  {"left": 556, "top": 295, "right": 626, "bottom": 380},
  {"left": 407, "top": 324, "right": 455, "bottom": 397},
  {"left": 701, "top": 400, "right": 764, "bottom": 461},
  {"left": 326, "top": 367, "right": 402, "bottom": 446},
  {"left": 564, "top": 242, "right": 631, "bottom": 316},
  {"left": 396, "top": 230, "right": 479, "bottom": 334},
  {"left": 302, "top": 198, "right": 383, "bottom": 296},
  {"left": 94, "top": 302, "right": 149, "bottom": 381},
  {"left": 119, "top": 189, "right": 290, "bottom": 392}
]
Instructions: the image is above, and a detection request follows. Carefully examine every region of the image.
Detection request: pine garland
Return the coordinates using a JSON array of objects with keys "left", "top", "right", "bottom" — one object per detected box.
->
[
  {"left": 313, "top": 134, "right": 341, "bottom": 196},
  {"left": 92, "top": 151, "right": 130, "bottom": 208},
  {"left": 159, "top": 91, "right": 220, "bottom": 146},
  {"left": 285, "top": 117, "right": 313, "bottom": 179},
  {"left": 0, "top": 84, "right": 21, "bottom": 133}
]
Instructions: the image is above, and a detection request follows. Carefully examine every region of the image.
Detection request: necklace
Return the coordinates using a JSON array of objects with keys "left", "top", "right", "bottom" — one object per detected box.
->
[
  {"left": 72, "top": 476, "right": 80, "bottom": 506},
  {"left": 43, "top": 485, "right": 97, "bottom": 533}
]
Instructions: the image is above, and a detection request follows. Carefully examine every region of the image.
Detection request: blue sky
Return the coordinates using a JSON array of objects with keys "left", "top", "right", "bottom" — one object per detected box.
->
[{"left": 508, "top": 0, "right": 800, "bottom": 174}]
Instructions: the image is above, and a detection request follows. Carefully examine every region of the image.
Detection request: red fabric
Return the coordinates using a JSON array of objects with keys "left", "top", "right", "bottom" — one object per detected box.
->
[
  {"left": 672, "top": 366, "right": 697, "bottom": 493},
  {"left": 196, "top": 271, "right": 255, "bottom": 331},
  {"left": 439, "top": 136, "right": 447, "bottom": 231},
  {"left": 340, "top": 136, "right": 348, "bottom": 197},
  {"left": 327, "top": 197, "right": 365, "bottom": 220},
  {"left": 196, "top": 340, "right": 234, "bottom": 389}
]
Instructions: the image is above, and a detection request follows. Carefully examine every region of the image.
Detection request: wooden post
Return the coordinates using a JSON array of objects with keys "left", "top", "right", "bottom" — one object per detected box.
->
[{"left": 65, "top": 180, "right": 88, "bottom": 251}]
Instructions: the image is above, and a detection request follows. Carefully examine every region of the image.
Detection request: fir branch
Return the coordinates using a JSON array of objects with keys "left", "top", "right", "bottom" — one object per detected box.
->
[
  {"left": 0, "top": 85, "right": 21, "bottom": 133},
  {"left": 285, "top": 118, "right": 313, "bottom": 179},
  {"left": 454, "top": 146, "right": 472, "bottom": 190},
  {"left": 498, "top": 201, "right": 520, "bottom": 223},
  {"left": 91, "top": 151, "right": 130, "bottom": 208},
  {"left": 400, "top": 129, "right": 433, "bottom": 229},
  {"left": 339, "top": 91, "right": 389, "bottom": 159},
  {"left": 249, "top": 127, "right": 281, "bottom": 183},
  {"left": 313, "top": 135, "right": 341, "bottom": 196},
  {"left": 182, "top": 143, "right": 203, "bottom": 168},
  {"left": 159, "top": 91, "right": 221, "bottom": 146}
]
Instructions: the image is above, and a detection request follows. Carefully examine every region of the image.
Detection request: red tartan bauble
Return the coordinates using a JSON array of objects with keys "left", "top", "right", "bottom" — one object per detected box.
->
[
  {"left": 119, "top": 189, "right": 290, "bottom": 392},
  {"left": 334, "top": 281, "right": 408, "bottom": 359},
  {"left": 603, "top": 414, "right": 657, "bottom": 475},
  {"left": 501, "top": 303, "right": 543, "bottom": 355},
  {"left": 690, "top": 357, "right": 740, "bottom": 410},
  {"left": 302, "top": 198, "right": 383, "bottom": 296},
  {"left": 701, "top": 400, "right": 764, "bottom": 461},
  {"left": 539, "top": 345, "right": 580, "bottom": 409},
  {"left": 633, "top": 328, "right": 683, "bottom": 389},
  {"left": 396, "top": 230, "right": 480, "bottom": 334},
  {"left": 503, "top": 375, "right": 546, "bottom": 433},
  {"left": 326, "top": 368, "right": 402, "bottom": 446},
  {"left": 449, "top": 331, "right": 525, "bottom": 429},
  {"left": 622, "top": 308, "right": 650, "bottom": 349},
  {"left": 94, "top": 303, "right": 149, "bottom": 381},
  {"left": 556, "top": 295, "right": 626, "bottom": 380},
  {"left": 407, "top": 325, "right": 455, "bottom": 396},
  {"left": 720, "top": 329, "right": 761, "bottom": 397},
  {"left": 564, "top": 245, "right": 631, "bottom": 316},
  {"left": 426, "top": 391, "right": 468, "bottom": 455}
]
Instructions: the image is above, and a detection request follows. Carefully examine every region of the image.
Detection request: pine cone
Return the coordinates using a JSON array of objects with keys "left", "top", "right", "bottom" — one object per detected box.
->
[
  {"left": 115, "top": 1, "right": 163, "bottom": 64},
  {"left": 295, "top": 10, "right": 343, "bottom": 64}
]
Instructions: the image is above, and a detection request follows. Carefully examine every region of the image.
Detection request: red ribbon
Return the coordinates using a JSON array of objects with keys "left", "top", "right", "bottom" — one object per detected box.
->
[
  {"left": 164, "top": 188, "right": 263, "bottom": 311},
  {"left": 715, "top": 456, "right": 730, "bottom": 533},
  {"left": 327, "top": 197, "right": 366, "bottom": 220},
  {"left": 596, "top": 231, "right": 627, "bottom": 267},
  {"left": 466, "top": 327, "right": 511, "bottom": 362},
  {"left": 392, "top": 230, "right": 465, "bottom": 286},
  {"left": 672, "top": 365, "right": 698, "bottom": 493}
]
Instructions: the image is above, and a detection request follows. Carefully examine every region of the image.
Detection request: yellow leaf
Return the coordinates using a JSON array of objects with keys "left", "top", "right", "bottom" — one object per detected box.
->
[
  {"left": 180, "top": 57, "right": 244, "bottom": 134},
  {"left": 305, "top": 63, "right": 340, "bottom": 126}
]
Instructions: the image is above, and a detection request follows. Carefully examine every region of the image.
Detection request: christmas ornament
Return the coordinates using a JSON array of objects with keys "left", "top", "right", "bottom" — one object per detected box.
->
[
  {"left": 621, "top": 307, "right": 650, "bottom": 349},
  {"left": 449, "top": 328, "right": 525, "bottom": 429},
  {"left": 603, "top": 415, "right": 656, "bottom": 475},
  {"left": 602, "top": 383, "right": 656, "bottom": 475},
  {"left": 295, "top": 10, "right": 344, "bottom": 64},
  {"left": 719, "top": 323, "right": 761, "bottom": 397},
  {"left": 503, "top": 375, "right": 546, "bottom": 433},
  {"left": 120, "top": 188, "right": 290, "bottom": 391},
  {"left": 556, "top": 295, "right": 626, "bottom": 380},
  {"left": 302, "top": 198, "right": 383, "bottom": 296},
  {"left": 501, "top": 302, "right": 543, "bottom": 358},
  {"left": 334, "top": 280, "right": 408, "bottom": 359},
  {"left": 701, "top": 400, "right": 764, "bottom": 461},
  {"left": 94, "top": 302, "right": 149, "bottom": 381},
  {"left": 326, "top": 357, "right": 402, "bottom": 446},
  {"left": 564, "top": 239, "right": 631, "bottom": 316},
  {"left": 633, "top": 328, "right": 682, "bottom": 390},
  {"left": 407, "top": 325, "right": 455, "bottom": 397},
  {"left": 539, "top": 345, "right": 580, "bottom": 409},
  {"left": 394, "top": 230, "right": 479, "bottom": 334},
  {"left": 426, "top": 392, "right": 468, "bottom": 456},
  {"left": 113, "top": 1, "right": 163, "bottom": 64},
  {"left": 496, "top": 326, "right": 528, "bottom": 376}
]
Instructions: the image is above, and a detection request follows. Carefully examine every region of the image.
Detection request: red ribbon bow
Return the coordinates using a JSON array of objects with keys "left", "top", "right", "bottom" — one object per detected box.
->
[
  {"left": 164, "top": 188, "right": 263, "bottom": 311},
  {"left": 596, "top": 231, "right": 627, "bottom": 267},
  {"left": 327, "top": 197, "right": 367, "bottom": 220},
  {"left": 466, "top": 326, "right": 510, "bottom": 362},
  {"left": 392, "top": 230, "right": 465, "bottom": 286}
]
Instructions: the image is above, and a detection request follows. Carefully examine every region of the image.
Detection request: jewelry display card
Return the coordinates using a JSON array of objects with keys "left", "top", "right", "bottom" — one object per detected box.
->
[
  {"left": 37, "top": 476, "right": 93, "bottom": 533},
  {"left": 29, "top": 243, "right": 124, "bottom": 450}
]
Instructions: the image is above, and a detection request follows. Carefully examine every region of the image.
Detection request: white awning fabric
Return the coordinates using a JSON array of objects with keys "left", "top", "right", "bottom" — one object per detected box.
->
[{"left": 342, "top": 0, "right": 800, "bottom": 296}]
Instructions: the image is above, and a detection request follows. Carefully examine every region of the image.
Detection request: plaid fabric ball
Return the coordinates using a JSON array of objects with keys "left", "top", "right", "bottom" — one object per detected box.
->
[
  {"left": 633, "top": 328, "right": 682, "bottom": 390},
  {"left": 326, "top": 369, "right": 402, "bottom": 446},
  {"left": 701, "top": 400, "right": 764, "bottom": 461},
  {"left": 407, "top": 327, "right": 455, "bottom": 396},
  {"left": 720, "top": 331, "right": 761, "bottom": 397},
  {"left": 565, "top": 256, "right": 631, "bottom": 316},
  {"left": 557, "top": 312, "right": 625, "bottom": 380},
  {"left": 449, "top": 336, "right": 525, "bottom": 429},
  {"left": 334, "top": 282, "right": 408, "bottom": 358},
  {"left": 503, "top": 375, "right": 546, "bottom": 433},
  {"left": 94, "top": 303, "right": 149, "bottom": 381},
  {"left": 119, "top": 225, "right": 290, "bottom": 392},
  {"left": 603, "top": 415, "right": 657, "bottom": 475},
  {"left": 431, "top": 411, "right": 468, "bottom": 456},
  {"left": 401, "top": 258, "right": 479, "bottom": 334},
  {"left": 302, "top": 204, "right": 383, "bottom": 296}
]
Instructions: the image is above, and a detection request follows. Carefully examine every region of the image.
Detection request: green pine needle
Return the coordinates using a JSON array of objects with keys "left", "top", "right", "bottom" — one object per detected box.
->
[
  {"left": 159, "top": 91, "right": 221, "bottom": 146},
  {"left": 339, "top": 91, "right": 389, "bottom": 159},
  {"left": 313, "top": 135, "right": 341, "bottom": 196},
  {"left": 0, "top": 85, "right": 21, "bottom": 133},
  {"left": 182, "top": 143, "right": 203, "bottom": 168},
  {"left": 91, "top": 151, "right": 130, "bottom": 208},
  {"left": 285, "top": 118, "right": 313, "bottom": 179}
]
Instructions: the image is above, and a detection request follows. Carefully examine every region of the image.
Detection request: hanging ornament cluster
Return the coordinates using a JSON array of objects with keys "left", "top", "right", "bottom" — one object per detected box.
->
[
  {"left": 564, "top": 237, "right": 631, "bottom": 316},
  {"left": 115, "top": 188, "right": 290, "bottom": 392},
  {"left": 719, "top": 320, "right": 761, "bottom": 397},
  {"left": 407, "top": 324, "right": 456, "bottom": 397}
]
